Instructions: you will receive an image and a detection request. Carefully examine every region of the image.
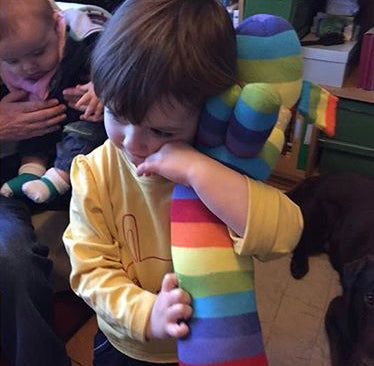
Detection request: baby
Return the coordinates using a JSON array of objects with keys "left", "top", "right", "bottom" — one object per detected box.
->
[{"left": 0, "top": 0, "right": 107, "bottom": 203}]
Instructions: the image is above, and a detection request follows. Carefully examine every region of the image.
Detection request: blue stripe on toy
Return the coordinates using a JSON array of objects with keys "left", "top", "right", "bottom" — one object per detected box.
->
[
  {"left": 178, "top": 332, "right": 265, "bottom": 365},
  {"left": 234, "top": 99, "right": 278, "bottom": 131},
  {"left": 205, "top": 96, "right": 232, "bottom": 121},
  {"left": 188, "top": 312, "right": 261, "bottom": 338},
  {"left": 196, "top": 145, "right": 272, "bottom": 181},
  {"left": 237, "top": 30, "right": 300, "bottom": 59},
  {"left": 172, "top": 184, "right": 199, "bottom": 199},
  {"left": 192, "top": 290, "right": 256, "bottom": 318}
]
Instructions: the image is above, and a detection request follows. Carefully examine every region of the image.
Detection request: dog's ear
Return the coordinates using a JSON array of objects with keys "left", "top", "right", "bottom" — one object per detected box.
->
[
  {"left": 325, "top": 296, "right": 351, "bottom": 365},
  {"left": 340, "top": 257, "right": 374, "bottom": 339}
]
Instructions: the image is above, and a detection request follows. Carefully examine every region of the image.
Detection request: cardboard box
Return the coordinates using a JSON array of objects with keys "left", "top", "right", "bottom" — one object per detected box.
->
[{"left": 301, "top": 34, "right": 359, "bottom": 87}]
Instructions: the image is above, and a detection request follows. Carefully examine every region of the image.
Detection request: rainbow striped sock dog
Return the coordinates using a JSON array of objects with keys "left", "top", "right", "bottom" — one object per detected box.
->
[{"left": 171, "top": 14, "right": 338, "bottom": 366}]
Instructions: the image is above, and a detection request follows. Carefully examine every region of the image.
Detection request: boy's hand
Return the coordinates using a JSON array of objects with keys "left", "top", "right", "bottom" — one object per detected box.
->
[
  {"left": 136, "top": 142, "right": 208, "bottom": 186},
  {"left": 63, "top": 82, "right": 104, "bottom": 122},
  {"left": 146, "top": 273, "right": 192, "bottom": 340}
]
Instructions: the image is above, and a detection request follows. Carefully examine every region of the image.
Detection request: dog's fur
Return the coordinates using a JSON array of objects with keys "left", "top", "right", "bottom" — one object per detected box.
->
[{"left": 286, "top": 172, "right": 374, "bottom": 366}]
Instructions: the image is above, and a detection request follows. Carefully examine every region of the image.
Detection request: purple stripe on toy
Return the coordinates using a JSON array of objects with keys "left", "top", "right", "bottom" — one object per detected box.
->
[
  {"left": 197, "top": 109, "right": 228, "bottom": 147},
  {"left": 172, "top": 183, "right": 199, "bottom": 199},
  {"left": 226, "top": 125, "right": 273, "bottom": 158},
  {"left": 236, "top": 14, "right": 292, "bottom": 37},
  {"left": 178, "top": 332, "right": 265, "bottom": 365},
  {"left": 188, "top": 312, "right": 261, "bottom": 338},
  {"left": 226, "top": 138, "right": 267, "bottom": 159}
]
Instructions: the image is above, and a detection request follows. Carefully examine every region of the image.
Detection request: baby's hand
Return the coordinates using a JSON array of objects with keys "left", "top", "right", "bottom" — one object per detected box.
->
[
  {"left": 146, "top": 273, "right": 192, "bottom": 340},
  {"left": 63, "top": 82, "right": 103, "bottom": 122},
  {"left": 136, "top": 142, "right": 206, "bottom": 186}
]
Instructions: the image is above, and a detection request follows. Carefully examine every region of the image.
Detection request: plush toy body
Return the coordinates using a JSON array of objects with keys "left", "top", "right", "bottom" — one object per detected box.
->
[{"left": 171, "top": 14, "right": 337, "bottom": 366}]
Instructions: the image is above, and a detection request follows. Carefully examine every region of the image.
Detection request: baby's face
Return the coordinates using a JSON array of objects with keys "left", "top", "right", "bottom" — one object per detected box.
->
[
  {"left": 104, "top": 98, "right": 200, "bottom": 167},
  {"left": 0, "top": 19, "right": 59, "bottom": 81}
]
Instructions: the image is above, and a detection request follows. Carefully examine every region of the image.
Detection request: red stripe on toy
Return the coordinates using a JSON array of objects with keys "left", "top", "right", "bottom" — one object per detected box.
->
[
  {"left": 179, "top": 353, "right": 268, "bottom": 366},
  {"left": 171, "top": 222, "right": 232, "bottom": 248},
  {"left": 324, "top": 94, "right": 338, "bottom": 136},
  {"left": 171, "top": 199, "right": 222, "bottom": 223}
]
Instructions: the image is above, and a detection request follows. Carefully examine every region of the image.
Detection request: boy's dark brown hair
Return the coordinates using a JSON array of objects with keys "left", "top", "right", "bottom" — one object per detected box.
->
[{"left": 92, "top": 0, "right": 237, "bottom": 124}]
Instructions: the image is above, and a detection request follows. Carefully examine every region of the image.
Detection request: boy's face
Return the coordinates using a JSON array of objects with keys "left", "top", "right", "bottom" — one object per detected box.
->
[
  {"left": 0, "top": 18, "right": 59, "bottom": 81},
  {"left": 105, "top": 98, "right": 200, "bottom": 167}
]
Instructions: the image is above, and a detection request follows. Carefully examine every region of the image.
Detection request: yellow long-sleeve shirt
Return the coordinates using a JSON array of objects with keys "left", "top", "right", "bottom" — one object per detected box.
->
[{"left": 63, "top": 139, "right": 303, "bottom": 362}]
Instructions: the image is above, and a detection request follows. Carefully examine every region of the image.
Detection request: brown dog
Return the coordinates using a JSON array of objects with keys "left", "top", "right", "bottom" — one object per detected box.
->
[{"left": 286, "top": 172, "right": 374, "bottom": 366}]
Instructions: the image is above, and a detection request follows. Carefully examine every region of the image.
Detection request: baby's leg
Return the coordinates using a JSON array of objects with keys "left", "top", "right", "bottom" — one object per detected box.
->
[
  {"left": 0, "top": 157, "right": 47, "bottom": 198},
  {"left": 23, "top": 121, "right": 106, "bottom": 203},
  {"left": 22, "top": 167, "right": 70, "bottom": 203}
]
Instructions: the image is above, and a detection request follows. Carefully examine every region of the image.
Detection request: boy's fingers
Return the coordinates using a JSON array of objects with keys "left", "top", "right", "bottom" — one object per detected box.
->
[
  {"left": 166, "top": 321, "right": 189, "bottom": 338},
  {"left": 170, "top": 288, "right": 190, "bottom": 305},
  {"left": 168, "top": 303, "right": 192, "bottom": 322},
  {"left": 161, "top": 273, "right": 178, "bottom": 292}
]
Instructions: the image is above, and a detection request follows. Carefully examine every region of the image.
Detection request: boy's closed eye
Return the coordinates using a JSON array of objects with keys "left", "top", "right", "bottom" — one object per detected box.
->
[{"left": 150, "top": 128, "right": 173, "bottom": 138}]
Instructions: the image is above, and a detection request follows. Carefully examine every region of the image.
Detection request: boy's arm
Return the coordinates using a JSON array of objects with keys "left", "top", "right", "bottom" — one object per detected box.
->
[
  {"left": 136, "top": 142, "right": 248, "bottom": 236},
  {"left": 63, "top": 154, "right": 156, "bottom": 342},
  {"left": 136, "top": 141, "right": 303, "bottom": 253}
]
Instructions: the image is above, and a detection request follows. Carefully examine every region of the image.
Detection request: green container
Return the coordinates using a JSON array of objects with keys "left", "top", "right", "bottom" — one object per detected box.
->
[
  {"left": 329, "top": 98, "right": 374, "bottom": 149},
  {"left": 243, "top": 0, "right": 320, "bottom": 38},
  {"left": 319, "top": 138, "right": 374, "bottom": 178}
]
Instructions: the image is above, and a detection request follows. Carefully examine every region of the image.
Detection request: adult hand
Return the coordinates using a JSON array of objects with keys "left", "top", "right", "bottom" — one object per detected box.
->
[{"left": 0, "top": 90, "right": 67, "bottom": 141}]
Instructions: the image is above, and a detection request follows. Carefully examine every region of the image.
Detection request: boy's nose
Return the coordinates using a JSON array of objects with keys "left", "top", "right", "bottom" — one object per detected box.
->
[{"left": 123, "top": 125, "right": 147, "bottom": 155}]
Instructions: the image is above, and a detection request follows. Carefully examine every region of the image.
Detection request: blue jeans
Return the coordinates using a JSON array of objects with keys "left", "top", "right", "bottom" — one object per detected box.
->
[
  {"left": 0, "top": 155, "right": 71, "bottom": 366},
  {"left": 94, "top": 329, "right": 178, "bottom": 366}
]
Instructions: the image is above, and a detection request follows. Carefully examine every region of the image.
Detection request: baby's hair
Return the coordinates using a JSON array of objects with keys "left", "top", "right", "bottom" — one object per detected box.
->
[
  {"left": 92, "top": 0, "right": 237, "bottom": 124},
  {"left": 0, "top": 0, "right": 55, "bottom": 40}
]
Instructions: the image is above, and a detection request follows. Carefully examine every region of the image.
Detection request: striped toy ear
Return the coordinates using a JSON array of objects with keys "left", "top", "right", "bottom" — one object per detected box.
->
[
  {"left": 225, "top": 83, "right": 281, "bottom": 158},
  {"left": 196, "top": 84, "right": 241, "bottom": 147},
  {"left": 298, "top": 81, "right": 338, "bottom": 136}
]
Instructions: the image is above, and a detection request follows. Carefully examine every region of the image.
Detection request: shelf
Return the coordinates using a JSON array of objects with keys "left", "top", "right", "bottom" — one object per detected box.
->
[{"left": 322, "top": 65, "right": 374, "bottom": 104}]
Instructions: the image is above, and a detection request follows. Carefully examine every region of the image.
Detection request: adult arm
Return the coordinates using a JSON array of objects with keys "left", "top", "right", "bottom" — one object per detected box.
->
[{"left": 0, "top": 90, "right": 66, "bottom": 141}]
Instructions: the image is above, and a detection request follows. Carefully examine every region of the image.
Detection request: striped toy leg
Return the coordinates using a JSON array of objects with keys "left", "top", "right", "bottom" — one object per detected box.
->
[{"left": 171, "top": 184, "right": 268, "bottom": 366}]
